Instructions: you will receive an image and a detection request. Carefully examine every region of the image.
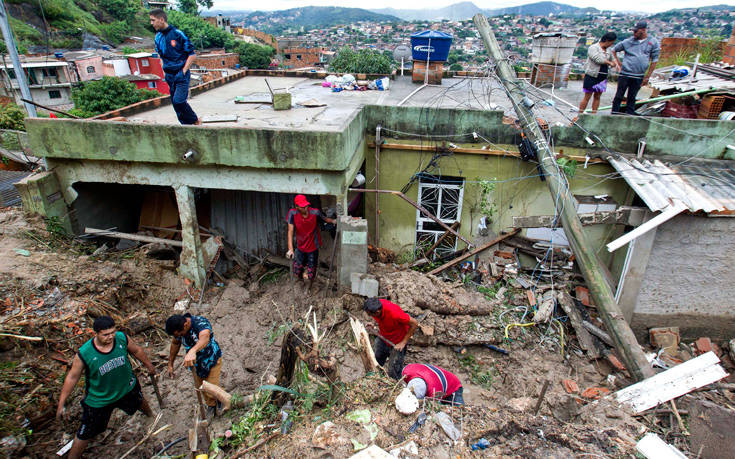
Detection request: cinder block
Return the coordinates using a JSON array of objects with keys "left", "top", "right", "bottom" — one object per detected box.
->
[
  {"left": 650, "top": 327, "right": 680, "bottom": 355},
  {"left": 351, "top": 272, "right": 379, "bottom": 297}
]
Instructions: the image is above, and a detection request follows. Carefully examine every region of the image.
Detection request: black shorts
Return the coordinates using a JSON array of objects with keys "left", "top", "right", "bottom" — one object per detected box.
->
[{"left": 77, "top": 379, "right": 143, "bottom": 440}]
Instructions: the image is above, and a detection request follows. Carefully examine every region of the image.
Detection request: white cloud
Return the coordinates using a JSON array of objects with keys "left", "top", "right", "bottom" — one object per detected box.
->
[{"left": 209, "top": 0, "right": 734, "bottom": 14}]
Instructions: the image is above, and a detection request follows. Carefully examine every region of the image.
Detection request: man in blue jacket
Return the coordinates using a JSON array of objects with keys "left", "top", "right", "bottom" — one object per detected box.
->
[{"left": 150, "top": 9, "right": 200, "bottom": 125}]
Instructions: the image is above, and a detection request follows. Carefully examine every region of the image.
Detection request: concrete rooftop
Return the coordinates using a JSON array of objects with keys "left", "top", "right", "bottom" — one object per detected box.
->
[{"left": 127, "top": 75, "right": 653, "bottom": 130}]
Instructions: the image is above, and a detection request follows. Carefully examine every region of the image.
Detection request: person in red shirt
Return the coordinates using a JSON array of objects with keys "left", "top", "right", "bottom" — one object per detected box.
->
[
  {"left": 286, "top": 195, "right": 335, "bottom": 292},
  {"left": 402, "top": 363, "right": 464, "bottom": 406},
  {"left": 363, "top": 297, "right": 418, "bottom": 379}
]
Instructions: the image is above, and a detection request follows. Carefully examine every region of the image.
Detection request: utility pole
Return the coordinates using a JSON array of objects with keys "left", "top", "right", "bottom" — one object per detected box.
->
[
  {"left": 472, "top": 14, "right": 654, "bottom": 382},
  {"left": 0, "top": 0, "right": 37, "bottom": 117}
]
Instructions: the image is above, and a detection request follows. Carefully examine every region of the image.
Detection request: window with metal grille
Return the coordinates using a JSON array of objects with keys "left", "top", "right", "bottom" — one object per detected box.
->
[
  {"left": 415, "top": 175, "right": 464, "bottom": 259},
  {"left": 48, "top": 90, "right": 61, "bottom": 99}
]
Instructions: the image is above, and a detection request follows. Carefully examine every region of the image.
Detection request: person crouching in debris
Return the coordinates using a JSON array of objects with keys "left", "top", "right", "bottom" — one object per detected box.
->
[
  {"left": 56, "top": 316, "right": 157, "bottom": 459},
  {"left": 285, "top": 194, "right": 336, "bottom": 293},
  {"left": 165, "top": 313, "right": 223, "bottom": 417},
  {"left": 363, "top": 297, "right": 418, "bottom": 379},
  {"left": 403, "top": 363, "right": 464, "bottom": 406}
]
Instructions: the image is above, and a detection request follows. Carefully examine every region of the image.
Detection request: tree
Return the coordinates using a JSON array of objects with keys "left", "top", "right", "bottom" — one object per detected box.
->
[
  {"left": 234, "top": 42, "right": 274, "bottom": 69},
  {"left": 0, "top": 103, "right": 26, "bottom": 130},
  {"left": 71, "top": 77, "right": 159, "bottom": 117},
  {"left": 329, "top": 48, "right": 392, "bottom": 74},
  {"left": 167, "top": 10, "right": 235, "bottom": 50},
  {"left": 177, "top": 0, "right": 213, "bottom": 15},
  {"left": 449, "top": 63, "right": 463, "bottom": 71}
]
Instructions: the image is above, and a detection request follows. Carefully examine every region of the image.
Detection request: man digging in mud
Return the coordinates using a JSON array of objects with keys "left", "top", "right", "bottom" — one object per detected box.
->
[
  {"left": 56, "top": 316, "right": 157, "bottom": 459},
  {"left": 165, "top": 313, "right": 223, "bottom": 418},
  {"left": 364, "top": 297, "right": 418, "bottom": 379},
  {"left": 285, "top": 194, "right": 336, "bottom": 293}
]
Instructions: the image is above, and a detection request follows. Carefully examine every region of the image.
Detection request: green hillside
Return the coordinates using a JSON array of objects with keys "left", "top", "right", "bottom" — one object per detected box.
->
[
  {"left": 2, "top": 0, "right": 154, "bottom": 52},
  {"left": 243, "top": 6, "right": 401, "bottom": 35}
]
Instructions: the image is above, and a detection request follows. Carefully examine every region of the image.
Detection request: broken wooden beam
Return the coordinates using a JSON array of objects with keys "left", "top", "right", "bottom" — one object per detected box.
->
[
  {"left": 428, "top": 229, "right": 520, "bottom": 276},
  {"left": 582, "top": 320, "right": 615, "bottom": 347},
  {"left": 84, "top": 227, "right": 183, "bottom": 247},
  {"left": 424, "top": 221, "right": 460, "bottom": 258},
  {"left": 557, "top": 292, "right": 600, "bottom": 358},
  {"left": 512, "top": 206, "right": 648, "bottom": 228},
  {"left": 350, "top": 317, "right": 379, "bottom": 373}
]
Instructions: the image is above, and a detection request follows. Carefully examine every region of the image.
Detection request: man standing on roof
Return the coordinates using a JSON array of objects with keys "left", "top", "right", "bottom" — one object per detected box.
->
[
  {"left": 402, "top": 363, "right": 464, "bottom": 406},
  {"left": 610, "top": 21, "right": 660, "bottom": 116},
  {"left": 165, "top": 313, "right": 223, "bottom": 418},
  {"left": 56, "top": 316, "right": 157, "bottom": 459},
  {"left": 363, "top": 297, "right": 418, "bottom": 379},
  {"left": 150, "top": 8, "right": 201, "bottom": 125},
  {"left": 286, "top": 194, "right": 336, "bottom": 292}
]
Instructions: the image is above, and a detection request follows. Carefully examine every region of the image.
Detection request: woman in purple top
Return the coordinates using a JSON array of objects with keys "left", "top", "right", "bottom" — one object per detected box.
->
[{"left": 579, "top": 32, "right": 619, "bottom": 114}]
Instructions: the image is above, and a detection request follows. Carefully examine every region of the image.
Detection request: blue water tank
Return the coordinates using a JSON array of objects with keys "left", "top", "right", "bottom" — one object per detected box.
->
[
  {"left": 54, "top": 51, "right": 64, "bottom": 59},
  {"left": 410, "top": 30, "right": 453, "bottom": 62}
]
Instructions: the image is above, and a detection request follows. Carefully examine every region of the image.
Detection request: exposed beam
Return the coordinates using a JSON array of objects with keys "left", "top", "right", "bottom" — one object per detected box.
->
[
  {"left": 367, "top": 142, "right": 608, "bottom": 164},
  {"left": 474, "top": 13, "right": 654, "bottom": 381},
  {"left": 512, "top": 206, "right": 648, "bottom": 228}
]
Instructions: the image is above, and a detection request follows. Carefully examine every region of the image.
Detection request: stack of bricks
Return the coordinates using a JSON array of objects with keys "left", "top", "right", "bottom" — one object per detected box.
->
[
  {"left": 725, "top": 28, "right": 735, "bottom": 65},
  {"left": 530, "top": 63, "right": 571, "bottom": 88}
]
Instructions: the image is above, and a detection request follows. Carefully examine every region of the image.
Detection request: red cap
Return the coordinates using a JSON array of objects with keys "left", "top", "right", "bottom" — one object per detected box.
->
[{"left": 294, "top": 194, "right": 310, "bottom": 207}]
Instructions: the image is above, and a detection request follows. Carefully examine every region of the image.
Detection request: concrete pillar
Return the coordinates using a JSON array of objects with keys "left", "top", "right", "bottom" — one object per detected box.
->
[
  {"left": 338, "top": 216, "right": 368, "bottom": 287},
  {"left": 174, "top": 185, "right": 206, "bottom": 288}
]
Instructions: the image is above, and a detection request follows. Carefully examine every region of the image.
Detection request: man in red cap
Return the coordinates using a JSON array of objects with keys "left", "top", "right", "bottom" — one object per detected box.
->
[{"left": 286, "top": 195, "right": 335, "bottom": 292}]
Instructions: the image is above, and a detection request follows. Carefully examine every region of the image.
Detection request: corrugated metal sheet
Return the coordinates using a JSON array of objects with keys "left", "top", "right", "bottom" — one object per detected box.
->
[
  {"left": 210, "top": 189, "right": 294, "bottom": 257},
  {"left": 0, "top": 170, "right": 31, "bottom": 207},
  {"left": 608, "top": 156, "right": 735, "bottom": 215}
]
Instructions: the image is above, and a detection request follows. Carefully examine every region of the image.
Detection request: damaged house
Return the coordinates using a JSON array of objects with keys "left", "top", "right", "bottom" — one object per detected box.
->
[{"left": 16, "top": 70, "right": 735, "bottom": 343}]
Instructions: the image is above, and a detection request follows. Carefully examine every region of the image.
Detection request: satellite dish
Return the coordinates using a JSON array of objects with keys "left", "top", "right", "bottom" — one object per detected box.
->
[{"left": 393, "top": 44, "right": 412, "bottom": 62}]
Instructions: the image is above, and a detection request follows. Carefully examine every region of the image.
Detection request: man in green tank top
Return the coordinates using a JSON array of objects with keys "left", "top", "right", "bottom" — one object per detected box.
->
[{"left": 56, "top": 316, "right": 157, "bottom": 459}]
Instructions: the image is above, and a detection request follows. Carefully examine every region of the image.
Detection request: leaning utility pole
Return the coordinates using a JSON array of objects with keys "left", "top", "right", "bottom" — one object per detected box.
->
[
  {"left": 0, "top": 0, "right": 36, "bottom": 117},
  {"left": 473, "top": 14, "right": 653, "bottom": 381}
]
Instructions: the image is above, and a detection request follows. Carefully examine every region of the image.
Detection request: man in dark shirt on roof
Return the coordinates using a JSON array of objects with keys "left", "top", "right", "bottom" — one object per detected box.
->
[
  {"left": 165, "top": 313, "right": 223, "bottom": 417},
  {"left": 610, "top": 21, "right": 660, "bottom": 115},
  {"left": 150, "top": 8, "right": 200, "bottom": 125},
  {"left": 286, "top": 194, "right": 336, "bottom": 292},
  {"left": 364, "top": 297, "right": 418, "bottom": 379}
]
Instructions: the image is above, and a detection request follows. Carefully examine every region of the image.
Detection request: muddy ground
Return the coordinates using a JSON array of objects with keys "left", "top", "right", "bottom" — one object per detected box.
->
[{"left": 1, "top": 207, "right": 733, "bottom": 458}]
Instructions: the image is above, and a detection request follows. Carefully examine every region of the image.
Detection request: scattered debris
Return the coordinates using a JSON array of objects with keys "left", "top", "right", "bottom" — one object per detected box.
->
[{"left": 635, "top": 432, "right": 687, "bottom": 459}]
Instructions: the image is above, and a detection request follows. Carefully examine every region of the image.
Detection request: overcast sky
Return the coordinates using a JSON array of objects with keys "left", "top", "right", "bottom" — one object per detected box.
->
[{"left": 210, "top": 0, "right": 735, "bottom": 14}]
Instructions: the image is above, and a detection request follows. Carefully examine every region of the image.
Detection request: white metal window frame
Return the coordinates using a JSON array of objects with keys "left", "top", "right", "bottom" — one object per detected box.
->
[{"left": 415, "top": 178, "right": 464, "bottom": 258}]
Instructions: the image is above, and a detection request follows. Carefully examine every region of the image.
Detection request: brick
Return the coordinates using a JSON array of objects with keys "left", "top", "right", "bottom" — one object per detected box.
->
[
  {"left": 695, "top": 337, "right": 713, "bottom": 355},
  {"left": 606, "top": 353, "right": 627, "bottom": 372},
  {"left": 562, "top": 379, "right": 579, "bottom": 394},
  {"left": 581, "top": 387, "right": 610, "bottom": 400},
  {"left": 526, "top": 289, "right": 537, "bottom": 306},
  {"left": 575, "top": 286, "right": 590, "bottom": 306},
  {"left": 494, "top": 250, "right": 515, "bottom": 259},
  {"left": 650, "top": 327, "right": 680, "bottom": 355}
]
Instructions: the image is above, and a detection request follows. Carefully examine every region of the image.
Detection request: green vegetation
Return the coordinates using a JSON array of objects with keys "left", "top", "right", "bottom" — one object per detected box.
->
[
  {"left": 475, "top": 179, "right": 497, "bottom": 218},
  {"left": 1, "top": 0, "right": 153, "bottom": 50},
  {"left": 70, "top": 77, "right": 159, "bottom": 117},
  {"left": 556, "top": 158, "right": 577, "bottom": 177},
  {"left": 243, "top": 6, "right": 400, "bottom": 35},
  {"left": 177, "top": 0, "right": 213, "bottom": 16},
  {"left": 234, "top": 42, "right": 275, "bottom": 69},
  {"left": 458, "top": 353, "right": 495, "bottom": 390},
  {"left": 329, "top": 47, "right": 392, "bottom": 74},
  {"left": 0, "top": 103, "right": 27, "bottom": 131}
]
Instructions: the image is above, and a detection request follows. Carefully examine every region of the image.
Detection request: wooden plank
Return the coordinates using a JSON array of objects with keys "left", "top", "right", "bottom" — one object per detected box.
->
[
  {"left": 615, "top": 351, "right": 728, "bottom": 413},
  {"left": 635, "top": 433, "right": 688, "bottom": 459},
  {"left": 85, "top": 227, "right": 183, "bottom": 247},
  {"left": 428, "top": 229, "right": 520, "bottom": 276},
  {"left": 201, "top": 114, "right": 238, "bottom": 123},
  {"left": 582, "top": 320, "right": 614, "bottom": 347},
  {"left": 558, "top": 291, "right": 600, "bottom": 358}
]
